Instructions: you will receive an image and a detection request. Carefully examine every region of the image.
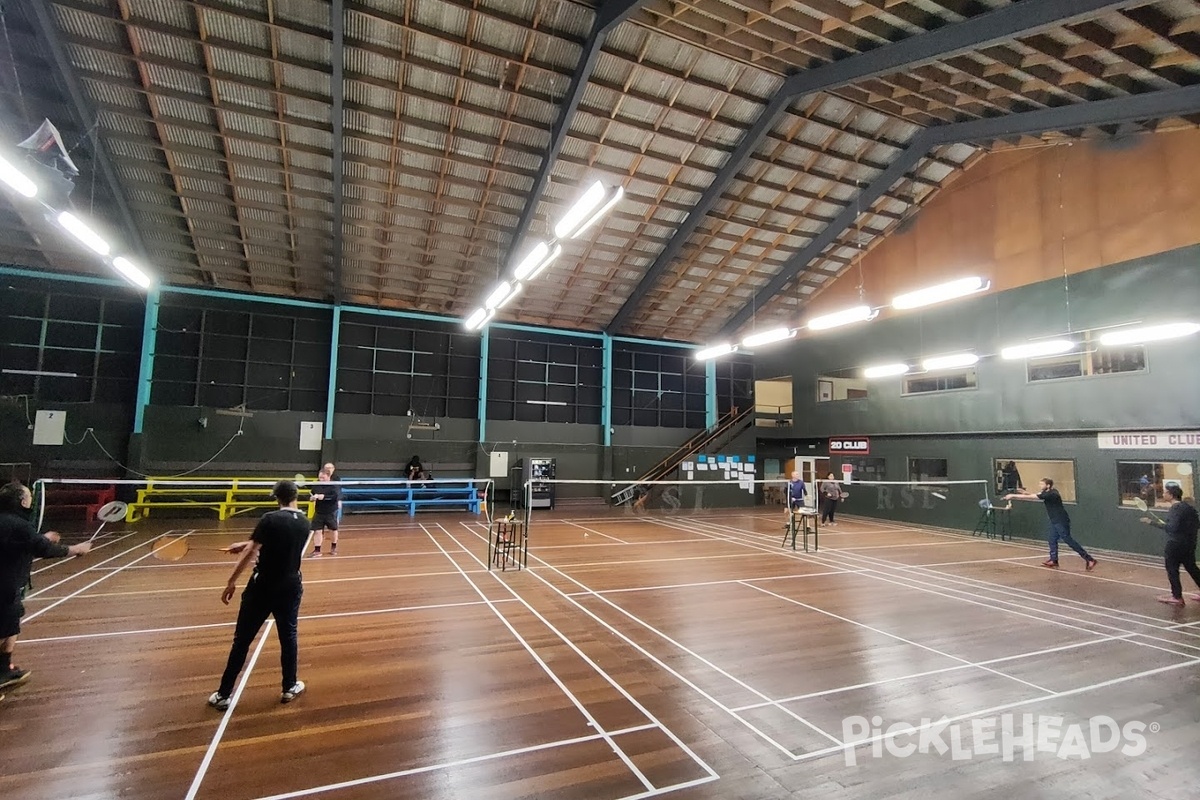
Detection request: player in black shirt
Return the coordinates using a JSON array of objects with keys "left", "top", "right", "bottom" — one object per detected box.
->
[
  {"left": 309, "top": 466, "right": 341, "bottom": 557},
  {"left": 1013, "top": 477, "right": 1097, "bottom": 570},
  {"left": 1140, "top": 484, "right": 1200, "bottom": 606},
  {"left": 208, "top": 480, "right": 310, "bottom": 710},
  {"left": 0, "top": 481, "right": 91, "bottom": 698}
]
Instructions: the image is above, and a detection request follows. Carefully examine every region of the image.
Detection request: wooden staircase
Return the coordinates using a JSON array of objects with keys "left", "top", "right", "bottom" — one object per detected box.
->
[{"left": 611, "top": 406, "right": 754, "bottom": 505}]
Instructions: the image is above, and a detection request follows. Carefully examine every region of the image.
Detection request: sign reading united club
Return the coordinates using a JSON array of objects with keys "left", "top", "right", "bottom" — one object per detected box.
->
[{"left": 829, "top": 437, "right": 870, "bottom": 455}]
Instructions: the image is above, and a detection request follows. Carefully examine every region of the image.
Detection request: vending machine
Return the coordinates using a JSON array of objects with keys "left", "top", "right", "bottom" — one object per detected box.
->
[{"left": 513, "top": 457, "right": 556, "bottom": 509}]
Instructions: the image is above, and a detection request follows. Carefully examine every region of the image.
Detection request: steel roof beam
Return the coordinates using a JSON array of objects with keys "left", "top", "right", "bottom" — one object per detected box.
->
[
  {"left": 717, "top": 83, "right": 1200, "bottom": 337},
  {"left": 606, "top": 0, "right": 1140, "bottom": 334}
]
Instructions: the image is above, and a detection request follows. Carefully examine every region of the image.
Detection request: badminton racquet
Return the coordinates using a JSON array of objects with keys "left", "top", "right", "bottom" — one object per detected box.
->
[
  {"left": 87, "top": 501, "right": 129, "bottom": 542},
  {"left": 1134, "top": 497, "right": 1163, "bottom": 523},
  {"left": 148, "top": 534, "right": 234, "bottom": 562}
]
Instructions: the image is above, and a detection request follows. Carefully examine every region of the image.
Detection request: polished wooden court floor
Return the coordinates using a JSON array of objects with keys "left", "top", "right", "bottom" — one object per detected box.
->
[{"left": 3, "top": 507, "right": 1198, "bottom": 799}]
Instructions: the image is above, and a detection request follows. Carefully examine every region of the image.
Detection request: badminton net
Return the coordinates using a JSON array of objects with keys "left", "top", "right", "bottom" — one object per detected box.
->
[{"left": 834, "top": 479, "right": 993, "bottom": 531}]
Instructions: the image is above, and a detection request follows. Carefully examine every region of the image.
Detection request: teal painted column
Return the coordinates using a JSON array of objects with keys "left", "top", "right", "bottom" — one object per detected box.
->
[
  {"left": 325, "top": 305, "right": 342, "bottom": 437},
  {"left": 478, "top": 326, "right": 490, "bottom": 442},
  {"left": 705, "top": 358, "right": 717, "bottom": 428},
  {"left": 132, "top": 287, "right": 160, "bottom": 434},
  {"left": 601, "top": 334, "right": 613, "bottom": 446}
]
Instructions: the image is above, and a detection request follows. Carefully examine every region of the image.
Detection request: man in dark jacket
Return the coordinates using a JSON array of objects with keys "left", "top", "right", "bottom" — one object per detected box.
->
[
  {"left": 1012, "top": 478, "right": 1097, "bottom": 571},
  {"left": 0, "top": 481, "right": 91, "bottom": 698},
  {"left": 1140, "top": 484, "right": 1200, "bottom": 606}
]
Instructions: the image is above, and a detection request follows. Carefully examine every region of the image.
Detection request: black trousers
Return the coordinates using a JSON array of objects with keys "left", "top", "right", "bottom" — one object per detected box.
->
[
  {"left": 1164, "top": 539, "right": 1200, "bottom": 600},
  {"left": 219, "top": 576, "right": 303, "bottom": 695},
  {"left": 820, "top": 497, "right": 837, "bottom": 524}
]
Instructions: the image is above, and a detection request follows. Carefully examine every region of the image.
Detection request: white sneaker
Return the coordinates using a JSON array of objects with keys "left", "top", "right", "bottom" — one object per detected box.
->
[
  {"left": 281, "top": 680, "right": 305, "bottom": 703},
  {"left": 208, "top": 691, "right": 230, "bottom": 711}
]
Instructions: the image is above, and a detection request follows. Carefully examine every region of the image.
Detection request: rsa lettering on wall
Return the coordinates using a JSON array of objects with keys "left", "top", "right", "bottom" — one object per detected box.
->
[
  {"left": 830, "top": 437, "right": 870, "bottom": 455},
  {"left": 1096, "top": 431, "right": 1200, "bottom": 450}
]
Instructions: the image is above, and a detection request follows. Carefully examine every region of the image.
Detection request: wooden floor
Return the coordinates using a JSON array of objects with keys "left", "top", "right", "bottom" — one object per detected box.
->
[{"left": 3, "top": 508, "right": 1199, "bottom": 799}]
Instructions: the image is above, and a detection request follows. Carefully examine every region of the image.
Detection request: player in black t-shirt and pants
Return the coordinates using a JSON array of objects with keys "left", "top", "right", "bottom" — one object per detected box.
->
[
  {"left": 309, "top": 466, "right": 341, "bottom": 557},
  {"left": 1012, "top": 478, "right": 1098, "bottom": 571},
  {"left": 209, "top": 480, "right": 311, "bottom": 710}
]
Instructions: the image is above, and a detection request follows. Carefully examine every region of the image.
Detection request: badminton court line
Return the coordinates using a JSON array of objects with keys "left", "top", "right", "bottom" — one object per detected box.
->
[
  {"left": 30, "top": 528, "right": 147, "bottom": 576},
  {"left": 90, "top": 548, "right": 456, "bottom": 570},
  {"left": 184, "top": 621, "right": 275, "bottom": 800},
  {"left": 31, "top": 568, "right": 488, "bottom": 600},
  {"left": 741, "top": 580, "right": 1055, "bottom": 695},
  {"left": 25, "top": 529, "right": 177, "bottom": 600},
  {"left": 252, "top": 724, "right": 715, "bottom": 800},
  {"left": 676, "top": 514, "right": 1190, "bottom": 635},
  {"left": 636, "top": 515, "right": 1196, "bottom": 664},
  {"left": 562, "top": 519, "right": 629, "bottom": 543},
  {"left": 732, "top": 629, "right": 1157, "bottom": 713},
  {"left": 421, "top": 524, "right": 657, "bottom": 795},
  {"left": 455, "top": 521, "right": 839, "bottom": 761},
  {"left": 21, "top": 598, "right": 516, "bottom": 644},
  {"left": 674, "top": 516, "right": 1200, "bottom": 656},
  {"left": 807, "top": 541, "right": 1200, "bottom": 640},
  {"left": 434, "top": 523, "right": 720, "bottom": 784},
  {"left": 562, "top": 568, "right": 866, "bottom": 597},
  {"left": 23, "top": 531, "right": 181, "bottom": 623},
  {"left": 790, "top": 656, "right": 1200, "bottom": 764}
]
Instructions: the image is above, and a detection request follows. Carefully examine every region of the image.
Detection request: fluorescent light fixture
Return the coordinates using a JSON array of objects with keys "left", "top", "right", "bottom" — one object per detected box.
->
[
  {"left": 0, "top": 155, "right": 37, "bottom": 198},
  {"left": 513, "top": 241, "right": 559, "bottom": 281},
  {"left": 112, "top": 256, "right": 153, "bottom": 289},
  {"left": 1099, "top": 322, "right": 1200, "bottom": 346},
  {"left": 1000, "top": 339, "right": 1075, "bottom": 360},
  {"left": 892, "top": 276, "right": 989, "bottom": 310},
  {"left": 526, "top": 400, "right": 568, "bottom": 406},
  {"left": 568, "top": 185, "right": 623, "bottom": 239},
  {"left": 741, "top": 327, "right": 796, "bottom": 348},
  {"left": 2, "top": 369, "right": 77, "bottom": 378},
  {"left": 57, "top": 211, "right": 110, "bottom": 255},
  {"left": 862, "top": 363, "right": 909, "bottom": 379},
  {"left": 553, "top": 181, "right": 606, "bottom": 240},
  {"left": 807, "top": 304, "right": 875, "bottom": 331},
  {"left": 922, "top": 352, "right": 979, "bottom": 371},
  {"left": 464, "top": 307, "right": 494, "bottom": 331},
  {"left": 695, "top": 343, "right": 736, "bottom": 361},
  {"left": 484, "top": 281, "right": 515, "bottom": 310}
]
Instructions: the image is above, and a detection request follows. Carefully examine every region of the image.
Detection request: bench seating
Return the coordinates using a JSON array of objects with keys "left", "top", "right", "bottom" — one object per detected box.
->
[
  {"left": 41, "top": 485, "right": 117, "bottom": 521},
  {"left": 340, "top": 481, "right": 481, "bottom": 517},
  {"left": 126, "top": 477, "right": 315, "bottom": 521}
]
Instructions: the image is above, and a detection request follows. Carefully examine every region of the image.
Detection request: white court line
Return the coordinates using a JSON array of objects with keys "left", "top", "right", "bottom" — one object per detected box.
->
[
  {"left": 420, "top": 524, "right": 655, "bottom": 794},
  {"left": 1004, "top": 558, "right": 1167, "bottom": 592},
  {"left": 742, "top": 581, "right": 1055, "bottom": 695},
  {"left": 251, "top": 724, "right": 716, "bottom": 800},
  {"left": 184, "top": 621, "right": 275, "bottom": 800},
  {"left": 30, "top": 529, "right": 146, "bottom": 575},
  {"left": 732, "top": 631, "right": 1157, "bottom": 712},
  {"left": 534, "top": 539, "right": 715, "bottom": 550},
  {"left": 86, "top": 548, "right": 453, "bottom": 570},
  {"left": 438, "top": 523, "right": 721, "bottom": 783},
  {"left": 832, "top": 539, "right": 977, "bottom": 551},
  {"left": 674, "top": 516, "right": 1200, "bottom": 657},
  {"left": 562, "top": 569, "right": 864, "bottom": 597},
  {"left": 544, "top": 551, "right": 769, "bottom": 570},
  {"left": 31, "top": 568, "right": 485, "bottom": 600},
  {"left": 456, "top": 521, "right": 838, "bottom": 760},
  {"left": 807, "top": 541, "right": 1200, "bottom": 636},
  {"left": 563, "top": 519, "right": 628, "bottom": 543},
  {"left": 20, "top": 598, "right": 512, "bottom": 644},
  {"left": 23, "top": 531, "right": 182, "bottom": 623},
  {"left": 911, "top": 555, "right": 1050, "bottom": 567},
  {"left": 25, "top": 530, "right": 176, "bottom": 600},
  {"left": 791, "top": 657, "right": 1200, "bottom": 763}
]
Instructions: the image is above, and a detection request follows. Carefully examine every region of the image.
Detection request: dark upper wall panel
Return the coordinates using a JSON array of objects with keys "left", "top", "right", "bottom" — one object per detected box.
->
[{"left": 755, "top": 244, "right": 1200, "bottom": 437}]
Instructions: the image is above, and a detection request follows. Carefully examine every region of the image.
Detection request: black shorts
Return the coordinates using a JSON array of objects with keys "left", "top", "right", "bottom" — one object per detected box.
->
[
  {"left": 0, "top": 599, "right": 23, "bottom": 638},
  {"left": 311, "top": 512, "right": 339, "bottom": 532}
]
